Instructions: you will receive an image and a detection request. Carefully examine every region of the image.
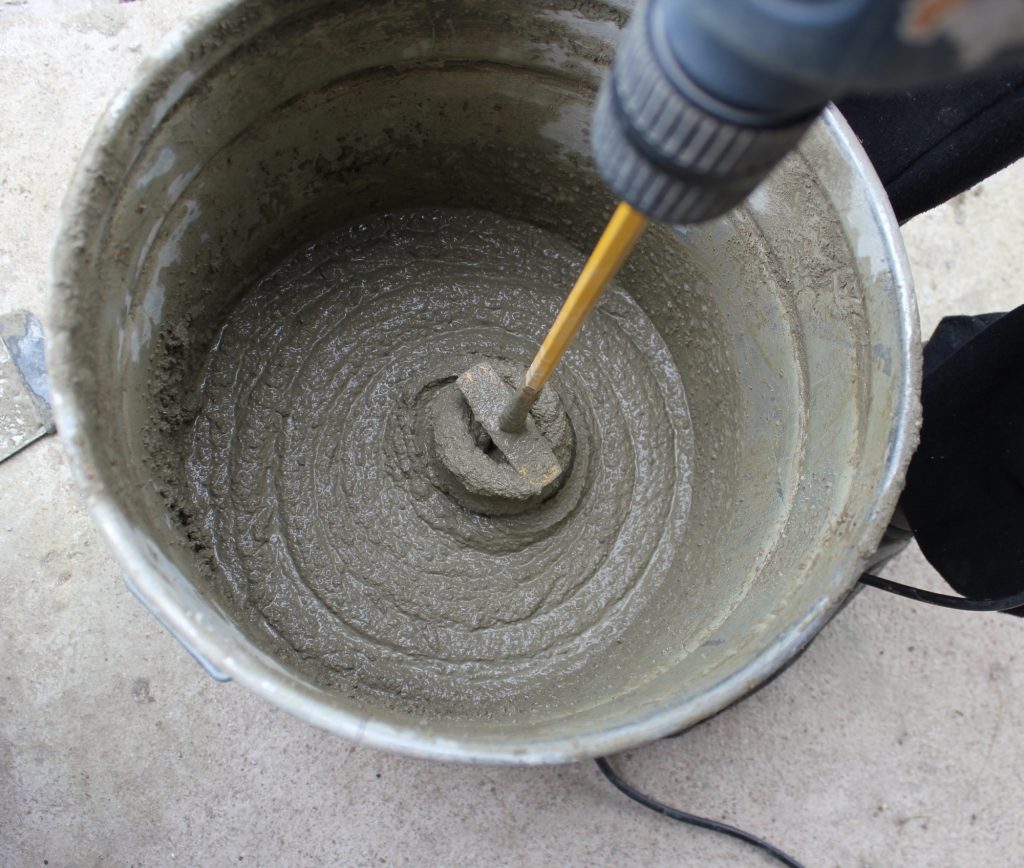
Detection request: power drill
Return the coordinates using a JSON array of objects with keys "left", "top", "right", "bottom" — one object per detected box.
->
[
  {"left": 592, "top": 0, "right": 1024, "bottom": 224},
  {"left": 500, "top": 0, "right": 1024, "bottom": 432}
]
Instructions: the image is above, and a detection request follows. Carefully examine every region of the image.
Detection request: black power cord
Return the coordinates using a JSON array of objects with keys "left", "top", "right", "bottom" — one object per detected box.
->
[
  {"left": 595, "top": 569, "right": 1022, "bottom": 866},
  {"left": 595, "top": 757, "right": 805, "bottom": 868},
  {"left": 859, "top": 572, "right": 1024, "bottom": 611}
]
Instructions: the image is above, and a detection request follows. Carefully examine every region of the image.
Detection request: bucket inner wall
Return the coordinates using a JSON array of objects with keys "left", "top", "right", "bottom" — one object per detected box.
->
[{"left": 51, "top": 0, "right": 918, "bottom": 759}]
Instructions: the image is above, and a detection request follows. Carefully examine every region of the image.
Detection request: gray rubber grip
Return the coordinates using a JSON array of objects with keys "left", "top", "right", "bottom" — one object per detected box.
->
[{"left": 591, "top": 1, "right": 815, "bottom": 224}]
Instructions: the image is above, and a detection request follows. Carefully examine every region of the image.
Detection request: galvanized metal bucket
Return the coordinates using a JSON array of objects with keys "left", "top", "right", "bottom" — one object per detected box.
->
[{"left": 48, "top": 0, "right": 919, "bottom": 763}]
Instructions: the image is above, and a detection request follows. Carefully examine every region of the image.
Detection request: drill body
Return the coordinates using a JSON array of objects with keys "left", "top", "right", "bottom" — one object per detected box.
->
[{"left": 593, "top": 0, "right": 1024, "bottom": 224}]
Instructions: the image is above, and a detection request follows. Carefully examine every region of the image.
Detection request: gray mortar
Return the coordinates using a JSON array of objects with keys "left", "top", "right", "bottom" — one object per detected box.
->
[
  {"left": 48, "top": 0, "right": 919, "bottom": 760},
  {"left": 184, "top": 208, "right": 693, "bottom": 718},
  {"left": 438, "top": 360, "right": 576, "bottom": 516}
]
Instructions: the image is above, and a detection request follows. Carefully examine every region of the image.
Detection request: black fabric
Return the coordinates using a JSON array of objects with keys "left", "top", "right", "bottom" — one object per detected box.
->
[
  {"left": 838, "top": 68, "right": 1024, "bottom": 223},
  {"left": 836, "top": 78, "right": 1024, "bottom": 610},
  {"left": 899, "top": 306, "right": 1024, "bottom": 615},
  {"left": 921, "top": 312, "right": 1006, "bottom": 378}
]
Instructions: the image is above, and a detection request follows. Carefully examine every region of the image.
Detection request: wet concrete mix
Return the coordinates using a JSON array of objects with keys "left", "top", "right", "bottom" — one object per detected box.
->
[{"left": 183, "top": 207, "right": 694, "bottom": 719}]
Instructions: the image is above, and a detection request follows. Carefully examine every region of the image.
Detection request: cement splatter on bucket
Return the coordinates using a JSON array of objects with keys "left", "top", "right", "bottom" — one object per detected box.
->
[{"left": 48, "top": 0, "right": 919, "bottom": 763}]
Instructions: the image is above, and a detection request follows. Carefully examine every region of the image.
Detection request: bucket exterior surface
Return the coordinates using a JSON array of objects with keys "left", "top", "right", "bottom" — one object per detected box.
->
[{"left": 49, "top": 0, "right": 920, "bottom": 763}]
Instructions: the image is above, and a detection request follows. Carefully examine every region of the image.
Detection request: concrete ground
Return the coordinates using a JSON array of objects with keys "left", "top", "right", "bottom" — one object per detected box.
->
[{"left": 2, "top": 2, "right": 1022, "bottom": 866}]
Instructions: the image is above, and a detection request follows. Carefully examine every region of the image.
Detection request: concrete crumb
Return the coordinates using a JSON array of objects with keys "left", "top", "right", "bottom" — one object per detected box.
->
[{"left": 130, "top": 678, "right": 155, "bottom": 704}]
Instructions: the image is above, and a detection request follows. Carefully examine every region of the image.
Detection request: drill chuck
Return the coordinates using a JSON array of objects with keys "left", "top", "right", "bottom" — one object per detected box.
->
[
  {"left": 594, "top": 0, "right": 1024, "bottom": 225},
  {"left": 591, "top": 0, "right": 816, "bottom": 224}
]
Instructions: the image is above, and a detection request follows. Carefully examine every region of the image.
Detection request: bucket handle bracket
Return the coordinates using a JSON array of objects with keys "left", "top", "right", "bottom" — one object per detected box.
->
[{"left": 122, "top": 573, "right": 232, "bottom": 683}]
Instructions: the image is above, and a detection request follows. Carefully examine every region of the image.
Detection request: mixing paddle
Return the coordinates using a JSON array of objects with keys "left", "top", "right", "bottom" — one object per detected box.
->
[{"left": 498, "top": 201, "right": 648, "bottom": 432}]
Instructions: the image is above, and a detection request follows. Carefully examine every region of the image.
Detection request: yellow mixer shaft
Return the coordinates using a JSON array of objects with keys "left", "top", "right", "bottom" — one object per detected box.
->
[{"left": 500, "top": 201, "right": 649, "bottom": 432}]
